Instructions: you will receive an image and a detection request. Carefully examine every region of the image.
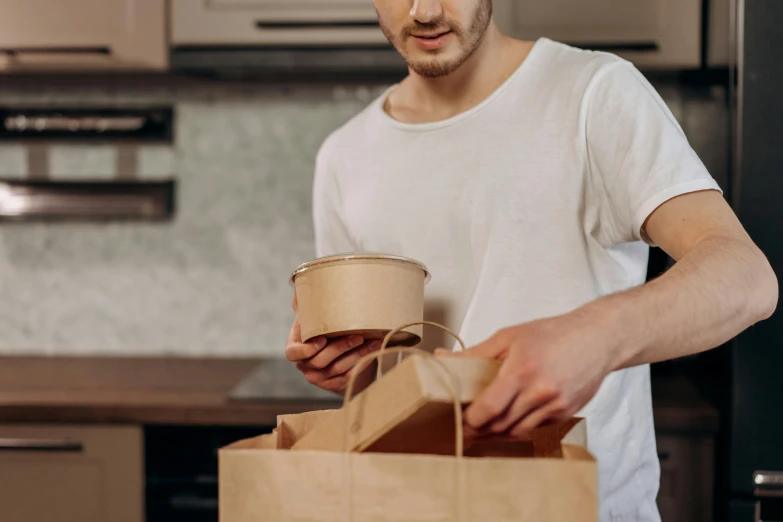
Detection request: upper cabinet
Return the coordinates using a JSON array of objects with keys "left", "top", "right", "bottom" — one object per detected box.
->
[
  {"left": 0, "top": 0, "right": 166, "bottom": 72},
  {"left": 707, "top": 0, "right": 731, "bottom": 67},
  {"left": 496, "top": 0, "right": 703, "bottom": 69},
  {"left": 172, "top": 0, "right": 386, "bottom": 46},
  {"left": 0, "top": 0, "right": 728, "bottom": 75}
]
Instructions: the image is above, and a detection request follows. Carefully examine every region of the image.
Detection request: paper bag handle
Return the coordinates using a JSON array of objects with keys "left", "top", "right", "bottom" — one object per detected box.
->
[
  {"left": 342, "top": 345, "right": 464, "bottom": 457},
  {"left": 376, "top": 320, "right": 467, "bottom": 381},
  {"left": 342, "top": 322, "right": 469, "bottom": 522},
  {"left": 343, "top": 321, "right": 468, "bottom": 457}
]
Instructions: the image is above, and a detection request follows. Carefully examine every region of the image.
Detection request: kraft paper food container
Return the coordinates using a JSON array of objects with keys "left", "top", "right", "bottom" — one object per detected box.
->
[{"left": 290, "top": 253, "right": 430, "bottom": 347}]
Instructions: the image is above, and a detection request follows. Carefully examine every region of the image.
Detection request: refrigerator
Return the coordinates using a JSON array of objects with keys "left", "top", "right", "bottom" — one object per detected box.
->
[{"left": 728, "top": 0, "right": 783, "bottom": 519}]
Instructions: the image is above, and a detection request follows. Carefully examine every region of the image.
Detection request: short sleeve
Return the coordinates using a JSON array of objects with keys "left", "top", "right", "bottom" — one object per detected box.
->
[
  {"left": 585, "top": 60, "right": 722, "bottom": 245},
  {"left": 312, "top": 137, "right": 357, "bottom": 257}
]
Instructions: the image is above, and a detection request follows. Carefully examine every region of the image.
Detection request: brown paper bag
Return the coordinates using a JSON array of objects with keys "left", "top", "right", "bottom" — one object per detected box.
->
[
  {"left": 292, "top": 322, "right": 499, "bottom": 455},
  {"left": 219, "top": 323, "right": 598, "bottom": 521},
  {"left": 219, "top": 411, "right": 597, "bottom": 522},
  {"left": 276, "top": 410, "right": 335, "bottom": 449},
  {"left": 292, "top": 354, "right": 502, "bottom": 455}
]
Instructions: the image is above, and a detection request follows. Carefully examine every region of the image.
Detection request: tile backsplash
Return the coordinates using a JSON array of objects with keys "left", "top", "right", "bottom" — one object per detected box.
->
[{"left": 0, "top": 78, "right": 728, "bottom": 357}]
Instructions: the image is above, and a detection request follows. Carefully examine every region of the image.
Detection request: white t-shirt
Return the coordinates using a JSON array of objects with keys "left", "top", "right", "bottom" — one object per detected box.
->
[{"left": 312, "top": 38, "right": 720, "bottom": 521}]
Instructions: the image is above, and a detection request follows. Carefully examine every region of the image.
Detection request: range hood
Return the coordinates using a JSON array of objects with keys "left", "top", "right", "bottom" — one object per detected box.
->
[
  {"left": 170, "top": 0, "right": 406, "bottom": 78},
  {"left": 0, "top": 107, "right": 176, "bottom": 222}
]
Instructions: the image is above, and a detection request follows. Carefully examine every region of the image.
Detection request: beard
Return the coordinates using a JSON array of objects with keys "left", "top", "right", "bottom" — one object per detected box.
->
[{"left": 379, "top": 0, "right": 493, "bottom": 78}]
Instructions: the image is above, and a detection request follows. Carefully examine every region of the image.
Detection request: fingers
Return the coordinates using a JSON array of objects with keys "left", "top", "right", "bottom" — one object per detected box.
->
[
  {"left": 466, "top": 390, "right": 569, "bottom": 439},
  {"left": 306, "top": 335, "right": 365, "bottom": 369},
  {"left": 462, "top": 421, "right": 480, "bottom": 443},
  {"left": 323, "top": 340, "right": 382, "bottom": 378},
  {"left": 286, "top": 316, "right": 303, "bottom": 346},
  {"left": 508, "top": 401, "right": 569, "bottom": 438},
  {"left": 285, "top": 315, "right": 330, "bottom": 362},
  {"left": 434, "top": 347, "right": 459, "bottom": 357},
  {"left": 463, "top": 373, "right": 519, "bottom": 430},
  {"left": 461, "top": 329, "right": 511, "bottom": 359},
  {"left": 297, "top": 340, "right": 383, "bottom": 393},
  {"left": 485, "top": 383, "right": 557, "bottom": 434},
  {"left": 286, "top": 335, "right": 327, "bottom": 362}
]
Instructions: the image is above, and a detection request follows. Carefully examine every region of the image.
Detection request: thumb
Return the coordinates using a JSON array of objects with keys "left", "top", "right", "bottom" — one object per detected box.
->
[
  {"left": 462, "top": 334, "right": 506, "bottom": 359},
  {"left": 434, "top": 347, "right": 461, "bottom": 357}
]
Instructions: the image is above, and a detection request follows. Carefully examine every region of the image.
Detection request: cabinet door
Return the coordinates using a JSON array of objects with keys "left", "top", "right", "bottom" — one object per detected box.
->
[
  {"left": 211, "top": 0, "right": 372, "bottom": 8},
  {"left": 503, "top": 0, "right": 702, "bottom": 69},
  {"left": 0, "top": 0, "right": 166, "bottom": 71},
  {"left": 172, "top": 0, "right": 384, "bottom": 46},
  {"left": 0, "top": 424, "right": 143, "bottom": 522},
  {"left": 656, "top": 434, "right": 715, "bottom": 522},
  {"left": 708, "top": 0, "right": 732, "bottom": 67}
]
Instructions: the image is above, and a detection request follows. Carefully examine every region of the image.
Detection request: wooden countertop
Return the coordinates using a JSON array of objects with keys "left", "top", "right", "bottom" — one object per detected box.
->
[
  {"left": 0, "top": 356, "right": 340, "bottom": 426},
  {"left": 0, "top": 356, "right": 718, "bottom": 432}
]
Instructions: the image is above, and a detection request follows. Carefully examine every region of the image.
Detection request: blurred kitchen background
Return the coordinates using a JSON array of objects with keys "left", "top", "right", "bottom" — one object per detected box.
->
[{"left": 0, "top": 1, "right": 780, "bottom": 522}]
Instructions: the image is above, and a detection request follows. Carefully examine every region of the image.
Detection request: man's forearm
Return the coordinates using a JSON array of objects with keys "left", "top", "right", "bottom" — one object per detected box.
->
[{"left": 584, "top": 235, "right": 777, "bottom": 371}]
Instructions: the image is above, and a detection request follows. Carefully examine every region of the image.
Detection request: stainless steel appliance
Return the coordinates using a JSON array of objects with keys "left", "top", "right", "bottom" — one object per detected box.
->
[
  {"left": 0, "top": 106, "right": 176, "bottom": 221},
  {"left": 728, "top": 0, "right": 783, "bottom": 519}
]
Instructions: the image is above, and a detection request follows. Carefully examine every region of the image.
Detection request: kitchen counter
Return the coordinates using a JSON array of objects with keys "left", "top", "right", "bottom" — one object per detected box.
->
[
  {"left": 0, "top": 356, "right": 341, "bottom": 426},
  {"left": 0, "top": 356, "right": 718, "bottom": 431}
]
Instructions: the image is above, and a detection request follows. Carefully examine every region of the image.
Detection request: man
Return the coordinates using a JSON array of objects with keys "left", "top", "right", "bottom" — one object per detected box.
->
[{"left": 285, "top": 0, "right": 778, "bottom": 520}]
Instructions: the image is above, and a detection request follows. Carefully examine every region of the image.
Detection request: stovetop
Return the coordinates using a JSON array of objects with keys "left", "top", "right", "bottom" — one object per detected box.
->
[{"left": 228, "top": 358, "right": 341, "bottom": 402}]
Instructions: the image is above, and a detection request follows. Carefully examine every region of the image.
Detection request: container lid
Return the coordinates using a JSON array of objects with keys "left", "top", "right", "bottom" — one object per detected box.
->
[{"left": 290, "top": 253, "right": 431, "bottom": 285}]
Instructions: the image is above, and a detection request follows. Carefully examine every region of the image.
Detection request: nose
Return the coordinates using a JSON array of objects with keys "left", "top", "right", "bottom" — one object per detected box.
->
[{"left": 410, "top": 0, "right": 443, "bottom": 23}]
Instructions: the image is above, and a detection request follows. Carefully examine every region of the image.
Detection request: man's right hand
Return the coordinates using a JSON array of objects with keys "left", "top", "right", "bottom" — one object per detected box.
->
[{"left": 286, "top": 297, "right": 381, "bottom": 394}]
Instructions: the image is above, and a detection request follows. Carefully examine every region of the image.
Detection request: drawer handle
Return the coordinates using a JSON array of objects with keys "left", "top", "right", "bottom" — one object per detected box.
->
[
  {"left": 169, "top": 495, "right": 218, "bottom": 511},
  {"left": 255, "top": 20, "right": 380, "bottom": 30},
  {"left": 0, "top": 437, "right": 84, "bottom": 452},
  {"left": 568, "top": 42, "right": 660, "bottom": 53},
  {"left": 754, "top": 470, "right": 783, "bottom": 497},
  {"left": 658, "top": 451, "right": 670, "bottom": 462}
]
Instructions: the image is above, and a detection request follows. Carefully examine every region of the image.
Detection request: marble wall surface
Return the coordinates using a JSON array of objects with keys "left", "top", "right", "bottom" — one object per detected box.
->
[{"left": 0, "top": 78, "right": 729, "bottom": 357}]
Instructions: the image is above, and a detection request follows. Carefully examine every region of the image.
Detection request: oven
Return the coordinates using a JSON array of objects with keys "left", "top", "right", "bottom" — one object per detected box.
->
[
  {"left": 145, "top": 425, "right": 272, "bottom": 522},
  {"left": 752, "top": 472, "right": 783, "bottom": 522}
]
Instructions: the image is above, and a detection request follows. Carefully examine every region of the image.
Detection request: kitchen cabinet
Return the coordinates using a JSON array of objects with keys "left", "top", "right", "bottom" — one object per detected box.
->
[
  {"left": 144, "top": 425, "right": 272, "bottom": 522},
  {"left": 652, "top": 376, "right": 720, "bottom": 522},
  {"left": 708, "top": 0, "right": 732, "bottom": 67},
  {"left": 656, "top": 433, "right": 715, "bottom": 522},
  {"left": 210, "top": 0, "right": 370, "bottom": 7},
  {"left": 0, "top": 0, "right": 166, "bottom": 72},
  {"left": 172, "top": 0, "right": 385, "bottom": 46},
  {"left": 496, "top": 0, "right": 703, "bottom": 69},
  {"left": 0, "top": 424, "right": 143, "bottom": 522}
]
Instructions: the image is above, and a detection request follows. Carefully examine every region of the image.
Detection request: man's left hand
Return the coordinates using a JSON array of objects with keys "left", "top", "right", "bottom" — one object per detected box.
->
[{"left": 442, "top": 310, "right": 618, "bottom": 438}]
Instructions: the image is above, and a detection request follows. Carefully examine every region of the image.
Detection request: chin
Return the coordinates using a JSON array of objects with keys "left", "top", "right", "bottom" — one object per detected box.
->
[
  {"left": 405, "top": 48, "right": 465, "bottom": 77},
  {"left": 408, "top": 56, "right": 463, "bottom": 78},
  {"left": 410, "top": 63, "right": 454, "bottom": 78}
]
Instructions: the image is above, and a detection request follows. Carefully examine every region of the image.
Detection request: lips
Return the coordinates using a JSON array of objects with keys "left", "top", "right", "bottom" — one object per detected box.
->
[
  {"left": 412, "top": 30, "right": 450, "bottom": 39},
  {"left": 410, "top": 30, "right": 453, "bottom": 50}
]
